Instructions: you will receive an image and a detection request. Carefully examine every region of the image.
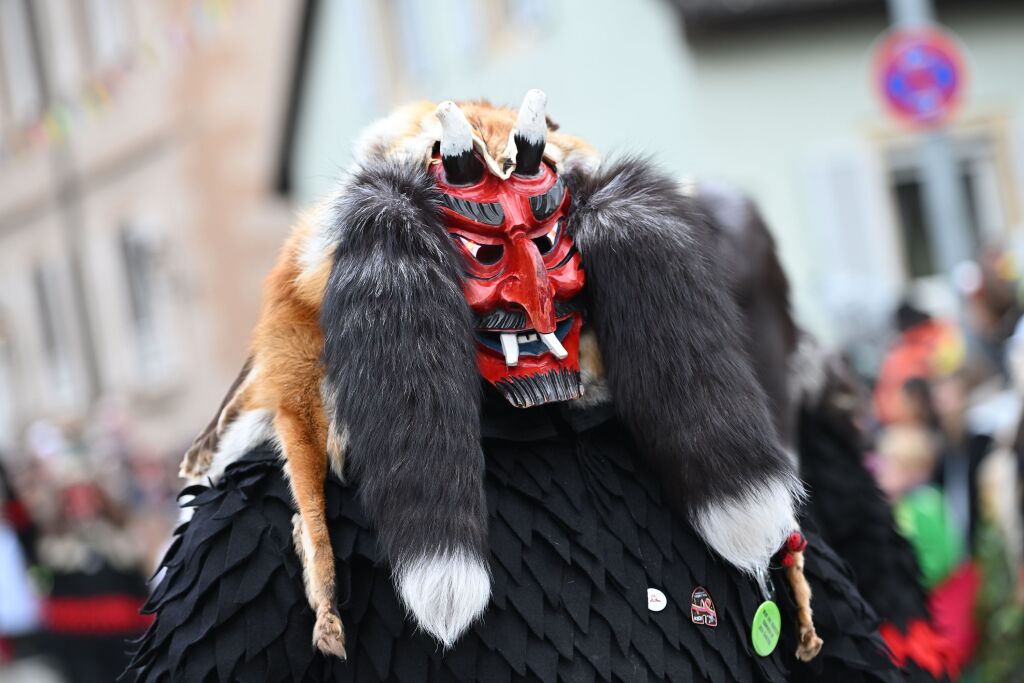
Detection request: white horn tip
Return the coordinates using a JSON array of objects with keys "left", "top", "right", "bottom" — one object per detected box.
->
[
  {"left": 435, "top": 101, "right": 473, "bottom": 155},
  {"left": 525, "top": 89, "right": 546, "bottom": 104},
  {"left": 515, "top": 90, "right": 548, "bottom": 143},
  {"left": 435, "top": 100, "right": 457, "bottom": 119}
]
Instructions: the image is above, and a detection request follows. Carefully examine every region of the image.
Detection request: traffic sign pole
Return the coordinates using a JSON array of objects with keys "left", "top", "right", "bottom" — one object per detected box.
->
[{"left": 884, "top": 0, "right": 973, "bottom": 279}]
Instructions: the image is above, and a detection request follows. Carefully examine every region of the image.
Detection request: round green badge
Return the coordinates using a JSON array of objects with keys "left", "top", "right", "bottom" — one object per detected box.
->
[{"left": 751, "top": 600, "right": 781, "bottom": 657}]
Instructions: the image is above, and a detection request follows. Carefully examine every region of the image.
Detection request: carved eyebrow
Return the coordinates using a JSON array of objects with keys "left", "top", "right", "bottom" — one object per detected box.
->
[
  {"left": 440, "top": 194, "right": 504, "bottom": 226},
  {"left": 529, "top": 176, "right": 565, "bottom": 220}
]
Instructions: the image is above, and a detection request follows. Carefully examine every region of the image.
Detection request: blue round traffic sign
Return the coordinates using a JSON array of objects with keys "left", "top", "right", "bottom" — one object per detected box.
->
[{"left": 874, "top": 28, "right": 966, "bottom": 128}]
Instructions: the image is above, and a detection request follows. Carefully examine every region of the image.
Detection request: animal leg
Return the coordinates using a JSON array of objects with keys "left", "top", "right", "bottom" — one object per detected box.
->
[{"left": 277, "top": 408, "right": 345, "bottom": 660}]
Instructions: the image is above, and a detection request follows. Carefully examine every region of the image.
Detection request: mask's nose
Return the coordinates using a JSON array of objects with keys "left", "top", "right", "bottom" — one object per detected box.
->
[{"left": 498, "top": 234, "right": 556, "bottom": 334}]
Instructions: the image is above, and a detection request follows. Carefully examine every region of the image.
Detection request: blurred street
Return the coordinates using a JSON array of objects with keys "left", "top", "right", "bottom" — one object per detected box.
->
[{"left": 1, "top": 0, "right": 1023, "bottom": 680}]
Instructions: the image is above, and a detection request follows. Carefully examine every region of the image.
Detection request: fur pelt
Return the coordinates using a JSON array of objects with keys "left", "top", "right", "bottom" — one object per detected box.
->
[
  {"left": 319, "top": 159, "right": 490, "bottom": 645},
  {"left": 564, "top": 158, "right": 803, "bottom": 574},
  {"left": 692, "top": 180, "right": 800, "bottom": 451}
]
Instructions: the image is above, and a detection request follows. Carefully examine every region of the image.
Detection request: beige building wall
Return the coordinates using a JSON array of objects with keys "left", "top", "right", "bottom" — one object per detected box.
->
[{"left": 0, "top": 1, "right": 302, "bottom": 456}]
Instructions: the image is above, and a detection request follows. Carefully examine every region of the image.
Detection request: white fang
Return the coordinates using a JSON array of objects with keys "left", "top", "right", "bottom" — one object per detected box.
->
[
  {"left": 540, "top": 332, "right": 568, "bottom": 359},
  {"left": 500, "top": 333, "right": 519, "bottom": 367}
]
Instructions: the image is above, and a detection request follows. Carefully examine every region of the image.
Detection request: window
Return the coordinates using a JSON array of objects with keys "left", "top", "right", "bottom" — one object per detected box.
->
[
  {"left": 890, "top": 163, "right": 981, "bottom": 279},
  {"left": 0, "top": 0, "right": 44, "bottom": 123},
  {"left": 32, "top": 264, "right": 74, "bottom": 405},
  {"left": 83, "top": 0, "right": 132, "bottom": 70},
  {"left": 119, "top": 224, "right": 171, "bottom": 382},
  {"left": 505, "top": 0, "right": 554, "bottom": 28},
  {"left": 38, "top": 0, "right": 88, "bottom": 99},
  {"left": 0, "top": 321, "right": 15, "bottom": 448},
  {"left": 887, "top": 135, "right": 1006, "bottom": 280}
]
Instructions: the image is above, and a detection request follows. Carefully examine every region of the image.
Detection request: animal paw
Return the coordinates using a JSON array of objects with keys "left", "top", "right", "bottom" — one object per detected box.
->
[
  {"left": 313, "top": 607, "right": 346, "bottom": 660},
  {"left": 795, "top": 625, "right": 823, "bottom": 662}
]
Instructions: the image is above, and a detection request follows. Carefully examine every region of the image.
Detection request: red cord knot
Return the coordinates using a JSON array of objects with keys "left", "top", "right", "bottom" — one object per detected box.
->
[{"left": 778, "top": 531, "right": 808, "bottom": 567}]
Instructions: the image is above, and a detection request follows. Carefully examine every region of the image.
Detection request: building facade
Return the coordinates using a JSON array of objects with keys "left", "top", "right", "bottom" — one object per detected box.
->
[
  {"left": 2, "top": 0, "right": 1023, "bottom": 454},
  {"left": 0, "top": 0, "right": 301, "bottom": 455},
  {"left": 287, "top": 0, "right": 1024, "bottom": 362}
]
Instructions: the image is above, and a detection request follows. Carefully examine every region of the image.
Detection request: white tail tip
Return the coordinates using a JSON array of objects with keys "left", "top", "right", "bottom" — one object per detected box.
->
[{"left": 396, "top": 551, "right": 491, "bottom": 649}]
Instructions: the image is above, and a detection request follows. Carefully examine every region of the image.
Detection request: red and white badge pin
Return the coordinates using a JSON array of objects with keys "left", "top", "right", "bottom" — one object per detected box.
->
[{"left": 690, "top": 586, "right": 718, "bottom": 627}]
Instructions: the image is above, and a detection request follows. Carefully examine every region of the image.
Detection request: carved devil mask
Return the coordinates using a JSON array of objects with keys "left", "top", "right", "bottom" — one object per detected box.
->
[{"left": 432, "top": 95, "right": 585, "bottom": 408}]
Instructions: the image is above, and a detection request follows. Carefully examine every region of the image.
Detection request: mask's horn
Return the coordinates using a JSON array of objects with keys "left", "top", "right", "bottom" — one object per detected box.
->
[
  {"left": 512, "top": 89, "right": 547, "bottom": 176},
  {"left": 435, "top": 101, "right": 484, "bottom": 185}
]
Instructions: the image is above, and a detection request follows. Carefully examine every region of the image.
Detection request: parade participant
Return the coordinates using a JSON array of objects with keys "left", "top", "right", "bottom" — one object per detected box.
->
[{"left": 126, "top": 93, "right": 897, "bottom": 682}]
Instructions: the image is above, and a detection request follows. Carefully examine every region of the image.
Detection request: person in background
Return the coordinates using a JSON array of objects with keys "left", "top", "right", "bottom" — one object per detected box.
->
[
  {"left": 876, "top": 417, "right": 979, "bottom": 675},
  {"left": 30, "top": 457, "right": 153, "bottom": 683},
  {"left": 877, "top": 423, "right": 963, "bottom": 589},
  {"left": 960, "top": 247, "right": 1023, "bottom": 380},
  {"left": 0, "top": 459, "right": 63, "bottom": 682},
  {"left": 874, "top": 303, "right": 961, "bottom": 426}
]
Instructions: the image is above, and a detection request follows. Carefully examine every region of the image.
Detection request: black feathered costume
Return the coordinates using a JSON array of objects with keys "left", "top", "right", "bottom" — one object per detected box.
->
[{"left": 125, "top": 94, "right": 900, "bottom": 682}]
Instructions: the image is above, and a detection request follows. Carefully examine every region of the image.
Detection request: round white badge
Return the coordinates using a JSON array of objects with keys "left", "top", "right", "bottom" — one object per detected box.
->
[{"left": 647, "top": 587, "right": 668, "bottom": 612}]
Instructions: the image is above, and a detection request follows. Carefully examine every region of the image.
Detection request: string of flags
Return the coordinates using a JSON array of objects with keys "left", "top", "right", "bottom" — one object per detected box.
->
[{"left": 0, "top": 0, "right": 236, "bottom": 164}]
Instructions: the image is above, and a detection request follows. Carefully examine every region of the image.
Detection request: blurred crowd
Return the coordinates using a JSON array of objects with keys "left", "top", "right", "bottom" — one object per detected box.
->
[
  {"left": 0, "top": 402, "right": 182, "bottom": 682},
  {"left": 865, "top": 244, "right": 1024, "bottom": 680}
]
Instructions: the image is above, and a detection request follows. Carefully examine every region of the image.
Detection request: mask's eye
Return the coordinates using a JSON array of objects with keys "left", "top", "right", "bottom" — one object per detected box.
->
[
  {"left": 532, "top": 221, "right": 560, "bottom": 255},
  {"left": 456, "top": 235, "right": 504, "bottom": 265}
]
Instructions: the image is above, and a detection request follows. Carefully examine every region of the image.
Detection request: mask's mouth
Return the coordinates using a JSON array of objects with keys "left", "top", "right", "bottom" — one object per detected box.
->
[{"left": 476, "top": 316, "right": 574, "bottom": 366}]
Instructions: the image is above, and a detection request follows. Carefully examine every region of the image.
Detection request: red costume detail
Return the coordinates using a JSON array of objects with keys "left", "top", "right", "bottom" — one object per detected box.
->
[
  {"left": 431, "top": 157, "right": 585, "bottom": 393},
  {"left": 3, "top": 498, "right": 30, "bottom": 531},
  {"left": 878, "top": 562, "right": 978, "bottom": 679},
  {"left": 43, "top": 596, "right": 153, "bottom": 634},
  {"left": 778, "top": 531, "right": 808, "bottom": 568}
]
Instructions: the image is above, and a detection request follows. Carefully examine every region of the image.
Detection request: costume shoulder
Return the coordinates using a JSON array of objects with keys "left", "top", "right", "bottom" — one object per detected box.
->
[{"left": 126, "top": 424, "right": 899, "bottom": 683}]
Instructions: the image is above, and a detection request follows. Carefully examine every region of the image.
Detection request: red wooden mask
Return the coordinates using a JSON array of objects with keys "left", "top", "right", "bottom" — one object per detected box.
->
[{"left": 430, "top": 100, "right": 585, "bottom": 407}]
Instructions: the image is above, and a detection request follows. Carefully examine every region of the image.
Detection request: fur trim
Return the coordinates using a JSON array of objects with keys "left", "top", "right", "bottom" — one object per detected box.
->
[
  {"left": 692, "top": 179, "right": 799, "bottom": 450},
  {"left": 351, "top": 101, "right": 438, "bottom": 170},
  {"left": 788, "top": 333, "right": 831, "bottom": 409},
  {"left": 204, "top": 409, "right": 279, "bottom": 484},
  {"left": 297, "top": 201, "right": 341, "bottom": 282},
  {"left": 576, "top": 327, "right": 612, "bottom": 409},
  {"left": 565, "top": 158, "right": 802, "bottom": 574},
  {"left": 180, "top": 357, "right": 255, "bottom": 480},
  {"left": 320, "top": 380, "right": 348, "bottom": 482},
  {"left": 320, "top": 159, "right": 490, "bottom": 644}
]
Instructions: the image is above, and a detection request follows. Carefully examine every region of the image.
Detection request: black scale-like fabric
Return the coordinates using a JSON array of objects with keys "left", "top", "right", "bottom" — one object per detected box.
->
[
  {"left": 798, "top": 407, "right": 953, "bottom": 683},
  {"left": 799, "top": 407, "right": 930, "bottom": 630},
  {"left": 126, "top": 409, "right": 898, "bottom": 682}
]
